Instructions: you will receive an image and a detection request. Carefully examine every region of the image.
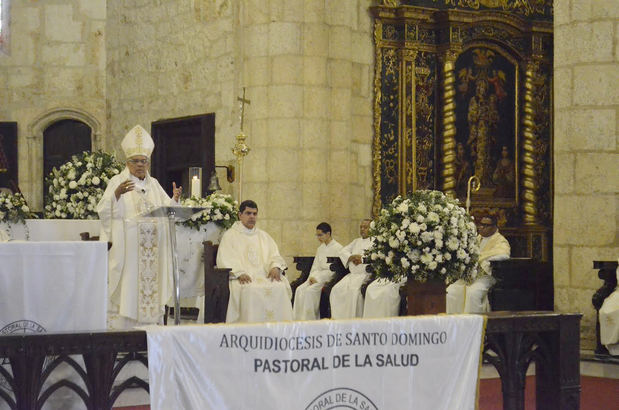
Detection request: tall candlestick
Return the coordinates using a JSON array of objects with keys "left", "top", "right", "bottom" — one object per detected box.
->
[{"left": 191, "top": 175, "right": 201, "bottom": 198}]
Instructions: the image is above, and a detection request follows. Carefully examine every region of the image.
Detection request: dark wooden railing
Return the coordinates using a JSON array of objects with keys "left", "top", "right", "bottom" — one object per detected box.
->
[
  {"left": 0, "top": 312, "right": 581, "bottom": 410},
  {"left": 591, "top": 260, "right": 618, "bottom": 356}
]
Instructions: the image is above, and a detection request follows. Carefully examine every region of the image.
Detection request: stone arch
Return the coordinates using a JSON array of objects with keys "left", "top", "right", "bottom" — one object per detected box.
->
[{"left": 26, "top": 107, "right": 102, "bottom": 210}]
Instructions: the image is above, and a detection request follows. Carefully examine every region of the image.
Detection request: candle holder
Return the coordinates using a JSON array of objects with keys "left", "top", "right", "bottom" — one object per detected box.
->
[{"left": 189, "top": 167, "right": 202, "bottom": 198}]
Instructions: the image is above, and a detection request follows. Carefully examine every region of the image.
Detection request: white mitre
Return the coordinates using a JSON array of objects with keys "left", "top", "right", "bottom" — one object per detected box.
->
[{"left": 121, "top": 125, "right": 154, "bottom": 159}]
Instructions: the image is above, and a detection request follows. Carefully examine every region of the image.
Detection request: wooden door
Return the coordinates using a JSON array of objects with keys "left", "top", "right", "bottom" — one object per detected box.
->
[{"left": 151, "top": 114, "right": 215, "bottom": 197}]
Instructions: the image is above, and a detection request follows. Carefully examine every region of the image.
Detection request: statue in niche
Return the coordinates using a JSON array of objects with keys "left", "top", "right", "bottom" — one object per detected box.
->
[
  {"left": 492, "top": 145, "right": 515, "bottom": 198},
  {"left": 456, "top": 47, "right": 516, "bottom": 200},
  {"left": 466, "top": 78, "right": 499, "bottom": 187},
  {"left": 454, "top": 142, "right": 471, "bottom": 198}
]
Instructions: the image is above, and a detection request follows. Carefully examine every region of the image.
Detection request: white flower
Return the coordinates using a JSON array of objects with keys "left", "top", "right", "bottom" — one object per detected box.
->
[
  {"left": 416, "top": 215, "right": 424, "bottom": 223},
  {"left": 68, "top": 181, "right": 78, "bottom": 189},
  {"left": 446, "top": 237, "right": 459, "bottom": 251},
  {"left": 401, "top": 257, "right": 410, "bottom": 269},
  {"left": 401, "top": 218, "right": 410, "bottom": 228},
  {"left": 388, "top": 237, "right": 400, "bottom": 248},
  {"left": 408, "top": 223, "right": 420, "bottom": 234},
  {"left": 92, "top": 176, "right": 100, "bottom": 185},
  {"left": 420, "top": 253, "right": 433, "bottom": 265},
  {"left": 426, "top": 212, "right": 440, "bottom": 223},
  {"left": 428, "top": 261, "right": 438, "bottom": 270},
  {"left": 420, "top": 231, "right": 434, "bottom": 243}
]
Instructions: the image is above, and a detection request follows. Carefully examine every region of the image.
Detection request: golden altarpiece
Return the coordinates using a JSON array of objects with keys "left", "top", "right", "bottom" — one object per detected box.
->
[{"left": 370, "top": 1, "right": 553, "bottom": 261}]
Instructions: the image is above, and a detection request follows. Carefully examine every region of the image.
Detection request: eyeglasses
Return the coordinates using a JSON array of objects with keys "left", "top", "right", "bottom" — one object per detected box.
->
[{"left": 127, "top": 158, "right": 149, "bottom": 165}]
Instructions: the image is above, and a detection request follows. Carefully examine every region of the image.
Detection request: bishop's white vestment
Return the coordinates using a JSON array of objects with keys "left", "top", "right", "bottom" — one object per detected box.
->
[
  {"left": 446, "top": 230, "right": 510, "bottom": 314},
  {"left": 97, "top": 168, "right": 178, "bottom": 327},
  {"left": 293, "top": 239, "right": 343, "bottom": 320},
  {"left": 329, "top": 237, "right": 373, "bottom": 319},
  {"left": 599, "top": 261, "right": 619, "bottom": 355},
  {"left": 216, "top": 221, "right": 293, "bottom": 323}
]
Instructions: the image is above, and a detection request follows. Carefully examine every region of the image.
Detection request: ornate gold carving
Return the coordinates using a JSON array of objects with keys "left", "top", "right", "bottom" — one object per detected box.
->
[
  {"left": 382, "top": 0, "right": 400, "bottom": 6},
  {"left": 372, "top": 22, "right": 385, "bottom": 218},
  {"left": 521, "top": 59, "right": 539, "bottom": 225},
  {"left": 440, "top": 51, "right": 458, "bottom": 198},
  {"left": 428, "top": 0, "right": 551, "bottom": 16}
]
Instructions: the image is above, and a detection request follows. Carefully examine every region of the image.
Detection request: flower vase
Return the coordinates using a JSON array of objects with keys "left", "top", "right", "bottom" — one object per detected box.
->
[{"left": 406, "top": 278, "right": 446, "bottom": 315}]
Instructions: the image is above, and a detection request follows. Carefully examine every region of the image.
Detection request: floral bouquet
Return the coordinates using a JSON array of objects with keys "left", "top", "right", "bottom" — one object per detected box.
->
[
  {"left": 366, "top": 190, "right": 480, "bottom": 284},
  {"left": 180, "top": 192, "right": 238, "bottom": 230},
  {"left": 44, "top": 151, "right": 123, "bottom": 219},
  {"left": 0, "top": 192, "right": 38, "bottom": 224}
]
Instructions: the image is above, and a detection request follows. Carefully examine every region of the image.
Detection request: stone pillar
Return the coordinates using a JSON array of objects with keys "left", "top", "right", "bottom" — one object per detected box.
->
[{"left": 553, "top": 0, "right": 619, "bottom": 350}]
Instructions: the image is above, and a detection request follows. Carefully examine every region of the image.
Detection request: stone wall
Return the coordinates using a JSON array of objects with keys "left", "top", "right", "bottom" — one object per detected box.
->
[
  {"left": 0, "top": 0, "right": 107, "bottom": 209},
  {"left": 554, "top": 0, "right": 619, "bottom": 349},
  {"left": 239, "top": 0, "right": 374, "bottom": 262}
]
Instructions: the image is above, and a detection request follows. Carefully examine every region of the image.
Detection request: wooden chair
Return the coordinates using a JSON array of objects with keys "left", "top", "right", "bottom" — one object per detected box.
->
[
  {"left": 319, "top": 257, "right": 350, "bottom": 318},
  {"left": 488, "top": 258, "right": 553, "bottom": 311},
  {"left": 202, "top": 241, "right": 231, "bottom": 323},
  {"left": 290, "top": 256, "right": 315, "bottom": 303},
  {"left": 591, "top": 260, "right": 618, "bottom": 356}
]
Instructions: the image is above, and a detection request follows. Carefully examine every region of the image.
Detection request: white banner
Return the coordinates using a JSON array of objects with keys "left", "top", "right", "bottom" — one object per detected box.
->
[{"left": 145, "top": 315, "right": 485, "bottom": 410}]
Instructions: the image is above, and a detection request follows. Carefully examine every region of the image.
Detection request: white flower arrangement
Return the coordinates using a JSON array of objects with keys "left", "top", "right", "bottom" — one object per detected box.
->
[
  {"left": 0, "top": 192, "right": 38, "bottom": 224},
  {"left": 366, "top": 190, "right": 480, "bottom": 284},
  {"left": 180, "top": 192, "right": 238, "bottom": 230},
  {"left": 44, "top": 151, "right": 123, "bottom": 219}
]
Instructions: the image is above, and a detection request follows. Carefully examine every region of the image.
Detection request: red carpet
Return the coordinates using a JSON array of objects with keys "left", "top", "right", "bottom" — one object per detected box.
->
[
  {"left": 114, "top": 376, "right": 618, "bottom": 409},
  {"left": 478, "top": 376, "right": 618, "bottom": 410}
]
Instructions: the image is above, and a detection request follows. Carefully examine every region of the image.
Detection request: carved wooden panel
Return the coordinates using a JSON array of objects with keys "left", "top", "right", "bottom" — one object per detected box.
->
[{"left": 371, "top": 2, "right": 553, "bottom": 259}]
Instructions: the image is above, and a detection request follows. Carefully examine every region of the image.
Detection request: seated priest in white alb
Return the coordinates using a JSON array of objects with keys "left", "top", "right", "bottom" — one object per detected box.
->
[
  {"left": 293, "top": 222, "right": 343, "bottom": 320},
  {"left": 330, "top": 219, "right": 373, "bottom": 319},
  {"left": 599, "top": 260, "right": 619, "bottom": 355},
  {"left": 96, "top": 125, "right": 182, "bottom": 328},
  {"left": 446, "top": 214, "right": 510, "bottom": 314},
  {"left": 216, "top": 200, "right": 293, "bottom": 323}
]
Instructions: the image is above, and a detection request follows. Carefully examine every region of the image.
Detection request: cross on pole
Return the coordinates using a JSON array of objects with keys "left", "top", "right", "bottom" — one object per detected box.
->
[{"left": 237, "top": 87, "right": 251, "bottom": 132}]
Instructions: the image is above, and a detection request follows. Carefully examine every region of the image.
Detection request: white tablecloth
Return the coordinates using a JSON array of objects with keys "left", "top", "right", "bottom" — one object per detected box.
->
[
  {"left": 1, "top": 219, "right": 101, "bottom": 241},
  {"left": 0, "top": 241, "right": 108, "bottom": 333},
  {"left": 0, "top": 219, "right": 222, "bottom": 300}
]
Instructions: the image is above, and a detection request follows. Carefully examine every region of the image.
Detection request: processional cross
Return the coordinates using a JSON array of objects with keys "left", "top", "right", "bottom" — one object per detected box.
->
[
  {"left": 233, "top": 87, "right": 251, "bottom": 201},
  {"left": 237, "top": 87, "right": 251, "bottom": 132}
]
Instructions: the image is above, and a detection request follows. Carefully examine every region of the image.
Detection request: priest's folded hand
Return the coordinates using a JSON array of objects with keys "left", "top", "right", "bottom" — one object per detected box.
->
[
  {"left": 267, "top": 267, "right": 282, "bottom": 282},
  {"left": 238, "top": 273, "right": 252, "bottom": 284}
]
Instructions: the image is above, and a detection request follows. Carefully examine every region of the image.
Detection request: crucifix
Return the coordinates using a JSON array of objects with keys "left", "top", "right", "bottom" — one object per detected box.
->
[
  {"left": 233, "top": 87, "right": 251, "bottom": 201},
  {"left": 237, "top": 87, "right": 251, "bottom": 132}
]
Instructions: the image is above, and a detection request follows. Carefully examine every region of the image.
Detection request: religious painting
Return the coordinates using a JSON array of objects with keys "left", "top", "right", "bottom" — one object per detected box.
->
[
  {"left": 454, "top": 47, "right": 518, "bottom": 206},
  {"left": 0, "top": 122, "right": 17, "bottom": 193}
]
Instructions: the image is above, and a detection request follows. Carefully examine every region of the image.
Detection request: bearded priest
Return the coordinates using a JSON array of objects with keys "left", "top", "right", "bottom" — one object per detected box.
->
[
  {"left": 216, "top": 200, "right": 293, "bottom": 323},
  {"left": 97, "top": 125, "right": 182, "bottom": 328}
]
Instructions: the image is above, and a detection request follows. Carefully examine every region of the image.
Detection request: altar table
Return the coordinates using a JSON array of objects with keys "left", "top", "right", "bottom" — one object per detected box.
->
[{"left": 0, "top": 241, "right": 108, "bottom": 333}]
